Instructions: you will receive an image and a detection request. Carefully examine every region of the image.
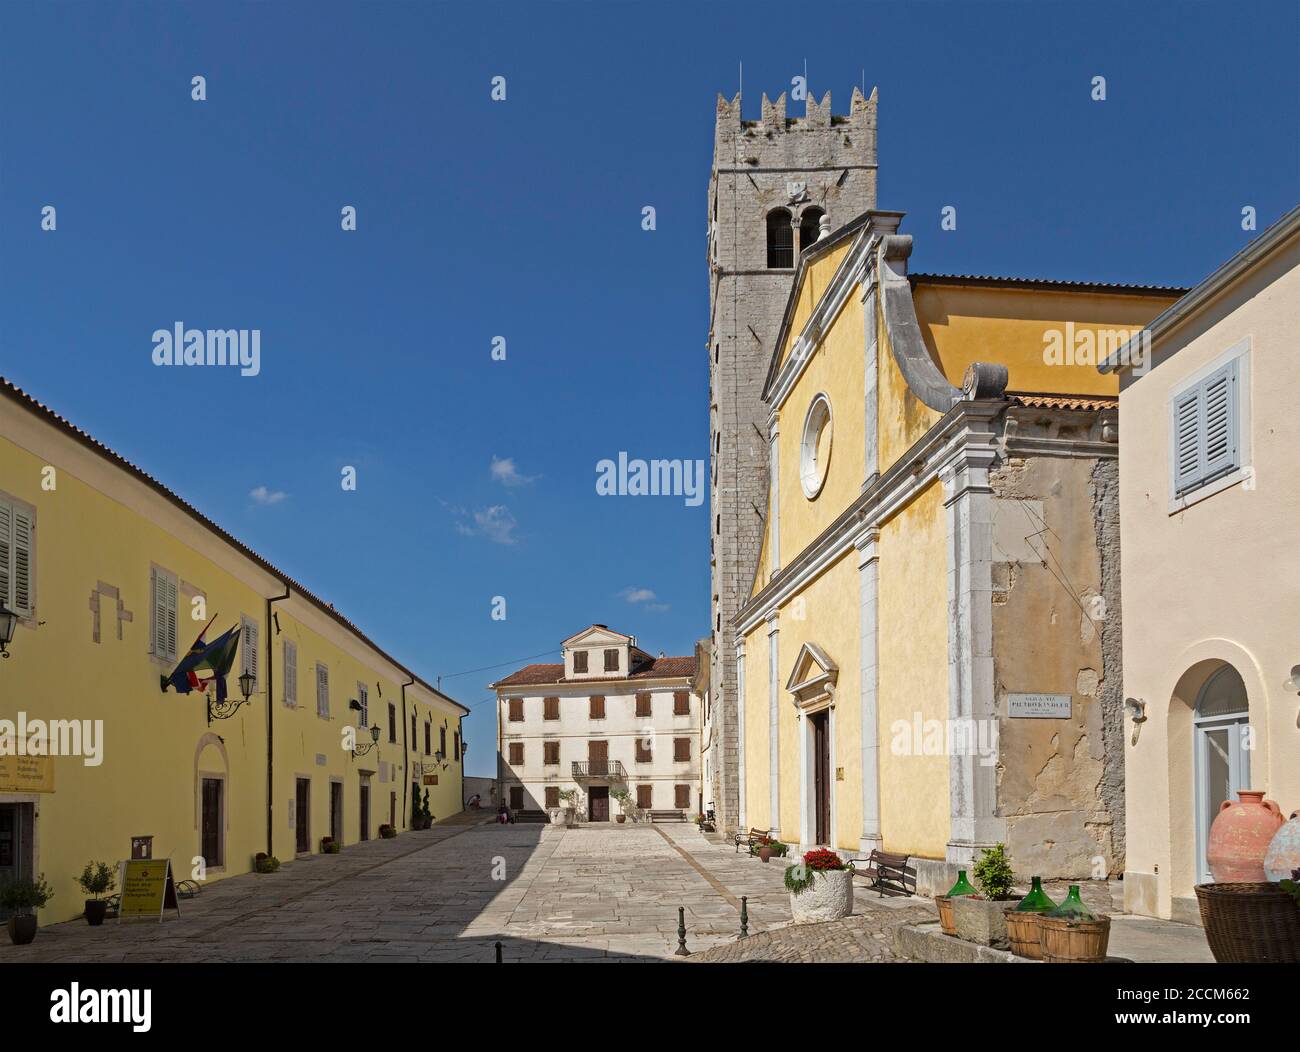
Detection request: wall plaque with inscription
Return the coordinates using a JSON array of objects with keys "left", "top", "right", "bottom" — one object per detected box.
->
[{"left": 1007, "top": 693, "right": 1072, "bottom": 719}]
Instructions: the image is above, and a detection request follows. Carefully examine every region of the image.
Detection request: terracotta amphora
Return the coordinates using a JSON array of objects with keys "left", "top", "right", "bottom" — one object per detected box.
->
[
  {"left": 1263, "top": 809, "right": 1300, "bottom": 883},
  {"left": 1208, "top": 790, "right": 1284, "bottom": 883}
]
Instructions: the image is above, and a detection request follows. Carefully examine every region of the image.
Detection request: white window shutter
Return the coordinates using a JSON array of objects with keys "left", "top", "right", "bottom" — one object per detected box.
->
[
  {"left": 1172, "top": 386, "right": 1203, "bottom": 496},
  {"left": 1201, "top": 361, "right": 1238, "bottom": 482},
  {"left": 317, "top": 664, "right": 329, "bottom": 717},
  {"left": 152, "top": 568, "right": 178, "bottom": 660},
  {"left": 358, "top": 683, "right": 369, "bottom": 728},
  {"left": 242, "top": 617, "right": 259, "bottom": 688}
]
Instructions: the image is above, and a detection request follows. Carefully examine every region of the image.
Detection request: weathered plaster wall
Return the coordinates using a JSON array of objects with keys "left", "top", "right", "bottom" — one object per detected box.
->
[{"left": 989, "top": 451, "right": 1123, "bottom": 879}]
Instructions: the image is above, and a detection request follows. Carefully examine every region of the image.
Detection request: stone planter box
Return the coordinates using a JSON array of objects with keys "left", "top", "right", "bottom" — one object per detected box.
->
[
  {"left": 790, "top": 869, "right": 854, "bottom": 924},
  {"left": 952, "top": 896, "right": 1016, "bottom": 950}
]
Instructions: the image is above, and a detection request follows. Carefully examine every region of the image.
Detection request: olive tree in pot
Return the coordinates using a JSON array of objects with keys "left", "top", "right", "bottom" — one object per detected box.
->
[
  {"left": 612, "top": 789, "right": 632, "bottom": 824},
  {"left": 0, "top": 874, "right": 54, "bottom": 945},
  {"left": 77, "top": 861, "right": 116, "bottom": 926},
  {"left": 952, "top": 843, "right": 1018, "bottom": 949},
  {"left": 556, "top": 788, "right": 580, "bottom": 826}
]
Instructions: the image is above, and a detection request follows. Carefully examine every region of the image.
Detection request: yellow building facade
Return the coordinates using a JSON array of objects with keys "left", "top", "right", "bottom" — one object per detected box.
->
[
  {"left": 735, "top": 211, "right": 1181, "bottom": 890},
  {"left": 0, "top": 379, "right": 467, "bottom": 923}
]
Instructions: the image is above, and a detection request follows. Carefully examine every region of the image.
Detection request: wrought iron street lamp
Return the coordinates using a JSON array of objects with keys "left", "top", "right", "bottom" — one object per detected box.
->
[
  {"left": 353, "top": 723, "right": 382, "bottom": 758},
  {"left": 0, "top": 601, "right": 16, "bottom": 659},
  {"left": 208, "top": 670, "right": 257, "bottom": 724}
]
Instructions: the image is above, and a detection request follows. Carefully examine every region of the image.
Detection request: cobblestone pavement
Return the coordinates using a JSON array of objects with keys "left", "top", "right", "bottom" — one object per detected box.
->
[
  {"left": 690, "top": 902, "right": 938, "bottom": 963},
  {"left": 1, "top": 819, "right": 858, "bottom": 964}
]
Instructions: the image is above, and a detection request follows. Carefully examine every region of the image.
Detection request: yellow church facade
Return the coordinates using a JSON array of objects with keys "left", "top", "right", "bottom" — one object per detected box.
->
[
  {"left": 0, "top": 378, "right": 467, "bottom": 924},
  {"left": 734, "top": 210, "right": 1181, "bottom": 890}
]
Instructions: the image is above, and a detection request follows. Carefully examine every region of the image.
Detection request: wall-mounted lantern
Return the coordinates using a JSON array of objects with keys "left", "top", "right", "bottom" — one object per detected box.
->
[
  {"left": 208, "top": 672, "right": 257, "bottom": 724},
  {"left": 0, "top": 600, "right": 17, "bottom": 659},
  {"left": 353, "top": 723, "right": 382, "bottom": 759}
]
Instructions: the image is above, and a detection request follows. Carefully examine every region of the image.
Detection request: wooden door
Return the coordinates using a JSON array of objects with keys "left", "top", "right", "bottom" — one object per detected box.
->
[
  {"left": 330, "top": 781, "right": 343, "bottom": 842},
  {"left": 587, "top": 739, "right": 608, "bottom": 778},
  {"left": 510, "top": 785, "right": 524, "bottom": 810},
  {"left": 812, "top": 711, "right": 830, "bottom": 845},
  {"left": 295, "top": 778, "right": 310, "bottom": 854},
  {"left": 589, "top": 786, "right": 609, "bottom": 822},
  {"left": 359, "top": 783, "right": 371, "bottom": 841},
  {"left": 201, "top": 778, "right": 223, "bottom": 866}
]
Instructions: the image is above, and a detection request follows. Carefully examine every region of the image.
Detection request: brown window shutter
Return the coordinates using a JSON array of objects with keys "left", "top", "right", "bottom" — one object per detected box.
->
[
  {"left": 636, "top": 739, "right": 652, "bottom": 763},
  {"left": 636, "top": 692, "right": 652, "bottom": 718},
  {"left": 589, "top": 695, "right": 605, "bottom": 719},
  {"left": 509, "top": 742, "right": 523, "bottom": 766},
  {"left": 545, "top": 786, "right": 559, "bottom": 808},
  {"left": 509, "top": 698, "right": 523, "bottom": 721},
  {"left": 544, "top": 696, "right": 559, "bottom": 720},
  {"left": 604, "top": 648, "right": 619, "bottom": 671},
  {"left": 674, "top": 737, "right": 690, "bottom": 762},
  {"left": 544, "top": 741, "right": 559, "bottom": 765},
  {"left": 573, "top": 650, "right": 588, "bottom": 673},
  {"left": 673, "top": 691, "right": 689, "bottom": 715},
  {"left": 675, "top": 784, "right": 690, "bottom": 809},
  {"left": 637, "top": 784, "right": 653, "bottom": 809}
]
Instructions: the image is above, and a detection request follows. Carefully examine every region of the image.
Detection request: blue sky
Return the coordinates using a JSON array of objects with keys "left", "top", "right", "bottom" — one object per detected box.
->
[{"left": 1, "top": 1, "right": 1296, "bottom": 775}]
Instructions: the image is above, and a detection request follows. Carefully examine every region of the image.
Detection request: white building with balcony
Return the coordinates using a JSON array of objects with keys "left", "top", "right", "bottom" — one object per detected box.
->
[{"left": 491, "top": 625, "right": 701, "bottom": 821}]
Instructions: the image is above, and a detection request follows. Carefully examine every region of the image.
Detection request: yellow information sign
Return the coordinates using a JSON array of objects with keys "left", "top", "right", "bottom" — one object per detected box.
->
[
  {"left": 118, "top": 858, "right": 180, "bottom": 922},
  {"left": 0, "top": 754, "right": 54, "bottom": 793}
]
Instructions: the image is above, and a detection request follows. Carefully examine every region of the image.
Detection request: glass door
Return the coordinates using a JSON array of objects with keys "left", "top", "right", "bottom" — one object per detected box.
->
[{"left": 1195, "top": 717, "right": 1250, "bottom": 884}]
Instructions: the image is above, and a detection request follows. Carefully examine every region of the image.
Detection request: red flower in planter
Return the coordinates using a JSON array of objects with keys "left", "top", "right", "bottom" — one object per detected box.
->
[{"left": 802, "top": 848, "right": 846, "bottom": 871}]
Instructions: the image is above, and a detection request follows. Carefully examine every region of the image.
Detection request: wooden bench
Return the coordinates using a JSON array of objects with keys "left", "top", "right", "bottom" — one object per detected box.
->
[
  {"left": 649, "top": 810, "right": 686, "bottom": 823},
  {"left": 848, "top": 849, "right": 914, "bottom": 897},
  {"left": 734, "top": 827, "right": 770, "bottom": 853},
  {"left": 513, "top": 809, "right": 548, "bottom": 823}
]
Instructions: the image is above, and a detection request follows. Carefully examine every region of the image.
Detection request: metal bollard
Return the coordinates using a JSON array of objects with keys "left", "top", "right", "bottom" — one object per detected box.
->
[
  {"left": 495, "top": 940, "right": 503, "bottom": 963},
  {"left": 674, "top": 906, "right": 690, "bottom": 957},
  {"left": 739, "top": 896, "right": 749, "bottom": 939}
]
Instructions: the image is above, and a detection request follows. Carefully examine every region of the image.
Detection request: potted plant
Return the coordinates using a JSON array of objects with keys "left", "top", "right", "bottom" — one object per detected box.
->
[
  {"left": 613, "top": 789, "right": 631, "bottom": 823},
  {"left": 784, "top": 848, "right": 854, "bottom": 923},
  {"left": 0, "top": 874, "right": 54, "bottom": 945},
  {"left": 411, "top": 789, "right": 434, "bottom": 830},
  {"left": 952, "top": 843, "right": 1018, "bottom": 949},
  {"left": 253, "top": 852, "right": 281, "bottom": 873},
  {"left": 77, "top": 861, "right": 116, "bottom": 927},
  {"left": 378, "top": 823, "right": 397, "bottom": 839},
  {"left": 556, "top": 788, "right": 579, "bottom": 827},
  {"left": 320, "top": 835, "right": 340, "bottom": 854},
  {"left": 754, "top": 838, "right": 789, "bottom": 863}
]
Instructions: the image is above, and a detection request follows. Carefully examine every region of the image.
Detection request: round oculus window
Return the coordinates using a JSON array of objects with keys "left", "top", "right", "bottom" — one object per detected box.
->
[{"left": 800, "top": 394, "right": 832, "bottom": 499}]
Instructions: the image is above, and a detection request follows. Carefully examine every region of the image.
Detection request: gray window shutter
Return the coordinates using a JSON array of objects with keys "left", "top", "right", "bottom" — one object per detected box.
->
[
  {"left": 317, "top": 664, "right": 329, "bottom": 716},
  {"left": 0, "top": 500, "right": 11, "bottom": 613},
  {"left": 1200, "top": 361, "right": 1238, "bottom": 483},
  {"left": 284, "top": 640, "right": 297, "bottom": 704},
  {"left": 241, "top": 616, "right": 260, "bottom": 688}
]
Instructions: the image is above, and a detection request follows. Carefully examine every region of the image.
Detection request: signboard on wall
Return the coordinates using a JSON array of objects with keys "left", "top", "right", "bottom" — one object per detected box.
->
[
  {"left": 1007, "top": 693, "right": 1072, "bottom": 719},
  {"left": 423, "top": 774, "right": 439, "bottom": 786},
  {"left": 0, "top": 754, "right": 54, "bottom": 793}
]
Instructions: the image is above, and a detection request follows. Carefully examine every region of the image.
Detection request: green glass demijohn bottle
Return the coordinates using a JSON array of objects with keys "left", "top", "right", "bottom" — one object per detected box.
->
[
  {"left": 945, "top": 869, "right": 977, "bottom": 898},
  {"left": 1045, "top": 884, "right": 1095, "bottom": 921},
  {"left": 1014, "top": 876, "right": 1056, "bottom": 913}
]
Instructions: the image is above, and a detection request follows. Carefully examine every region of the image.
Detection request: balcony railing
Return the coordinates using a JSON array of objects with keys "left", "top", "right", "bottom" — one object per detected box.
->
[{"left": 571, "top": 760, "right": 626, "bottom": 781}]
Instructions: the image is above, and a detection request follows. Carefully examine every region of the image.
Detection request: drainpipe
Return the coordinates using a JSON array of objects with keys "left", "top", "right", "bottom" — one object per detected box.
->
[
  {"left": 266, "top": 585, "right": 291, "bottom": 856},
  {"left": 400, "top": 676, "right": 414, "bottom": 827}
]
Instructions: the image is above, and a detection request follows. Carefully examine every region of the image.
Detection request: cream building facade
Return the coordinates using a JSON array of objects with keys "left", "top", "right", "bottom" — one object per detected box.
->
[
  {"left": 492, "top": 626, "right": 701, "bottom": 821},
  {"left": 1100, "top": 204, "right": 1300, "bottom": 922},
  {"left": 734, "top": 209, "right": 1183, "bottom": 890}
]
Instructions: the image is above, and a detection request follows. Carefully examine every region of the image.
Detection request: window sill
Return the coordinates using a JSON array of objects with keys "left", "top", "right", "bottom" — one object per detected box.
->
[{"left": 1168, "top": 466, "right": 1251, "bottom": 515}]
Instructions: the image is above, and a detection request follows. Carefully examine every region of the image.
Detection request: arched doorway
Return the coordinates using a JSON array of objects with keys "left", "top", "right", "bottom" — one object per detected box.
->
[{"left": 1193, "top": 664, "right": 1250, "bottom": 883}]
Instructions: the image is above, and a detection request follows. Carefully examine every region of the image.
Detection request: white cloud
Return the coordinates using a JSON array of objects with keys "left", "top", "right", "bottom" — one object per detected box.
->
[
  {"left": 456, "top": 505, "right": 519, "bottom": 545},
  {"left": 490, "top": 456, "right": 538, "bottom": 487},
  {"left": 249, "top": 485, "right": 288, "bottom": 506},
  {"left": 619, "top": 587, "right": 657, "bottom": 603}
]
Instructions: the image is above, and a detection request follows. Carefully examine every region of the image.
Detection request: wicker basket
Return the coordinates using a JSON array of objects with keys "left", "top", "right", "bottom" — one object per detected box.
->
[
  {"left": 1195, "top": 882, "right": 1300, "bottom": 963},
  {"left": 1039, "top": 915, "right": 1111, "bottom": 963},
  {"left": 1005, "top": 911, "right": 1043, "bottom": 959},
  {"left": 935, "top": 895, "right": 957, "bottom": 936}
]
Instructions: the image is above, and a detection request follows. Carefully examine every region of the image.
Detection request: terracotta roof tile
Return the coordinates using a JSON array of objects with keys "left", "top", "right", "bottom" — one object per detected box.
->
[{"left": 1007, "top": 392, "right": 1118, "bottom": 411}]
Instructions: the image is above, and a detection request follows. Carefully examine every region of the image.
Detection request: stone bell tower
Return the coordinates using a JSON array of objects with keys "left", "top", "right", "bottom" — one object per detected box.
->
[{"left": 706, "top": 87, "right": 878, "bottom": 835}]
